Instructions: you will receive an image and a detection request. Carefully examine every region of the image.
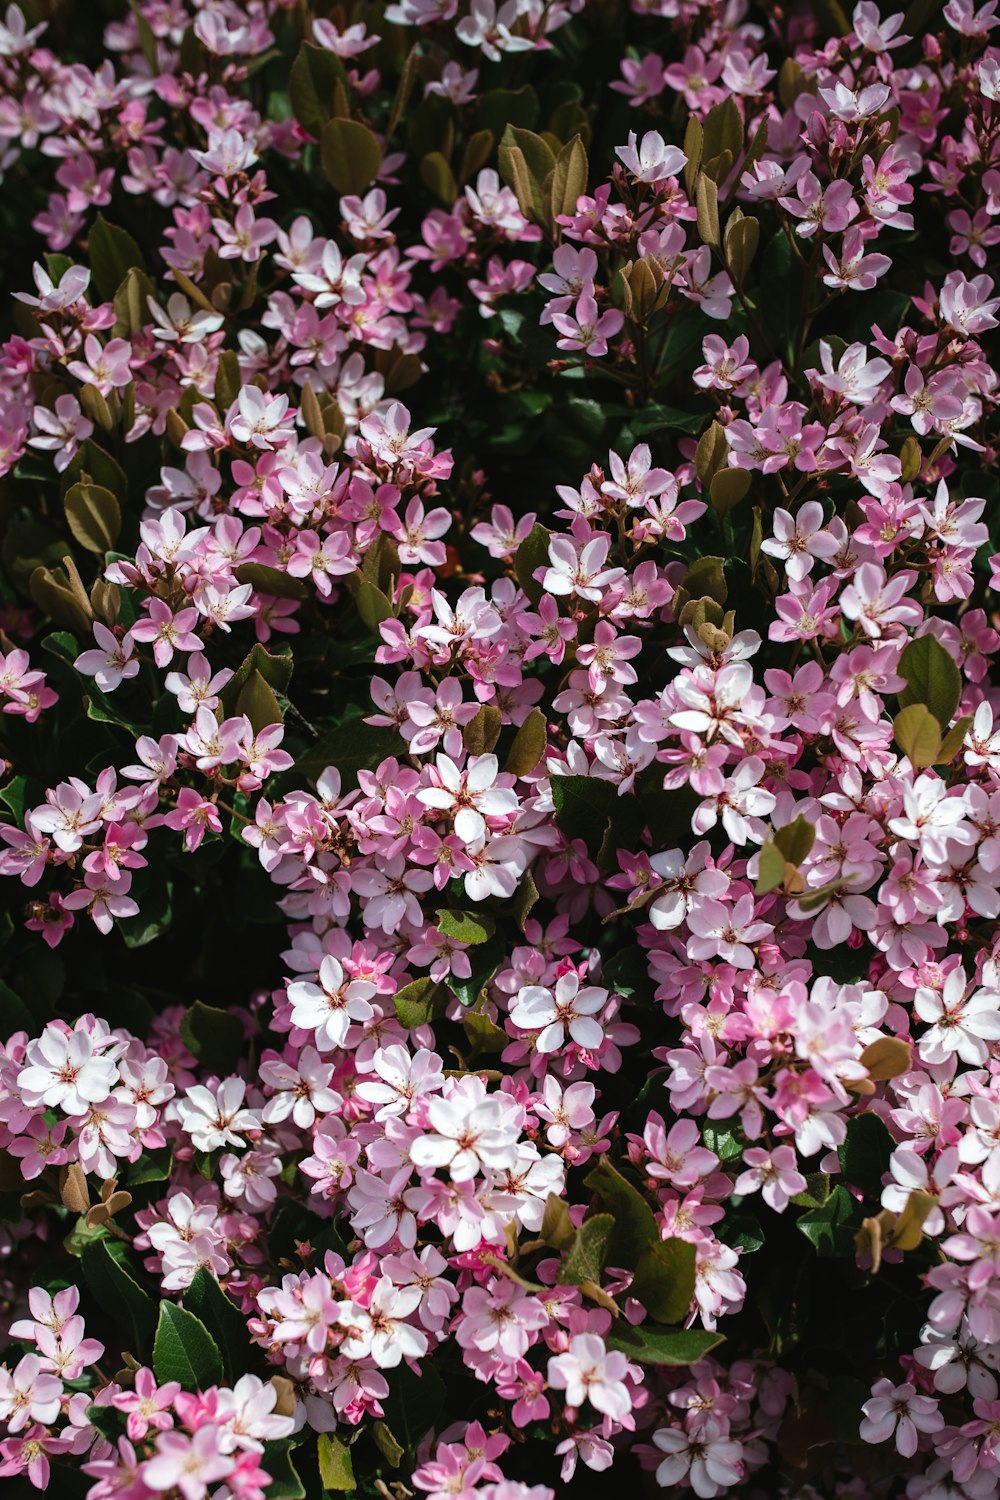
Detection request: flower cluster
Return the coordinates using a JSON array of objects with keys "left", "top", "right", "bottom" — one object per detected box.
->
[{"left": 0, "top": 0, "right": 999, "bottom": 1497}]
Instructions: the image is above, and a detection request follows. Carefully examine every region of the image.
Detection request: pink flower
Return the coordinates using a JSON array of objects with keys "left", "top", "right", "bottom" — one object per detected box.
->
[{"left": 142, "top": 1427, "right": 235, "bottom": 1500}]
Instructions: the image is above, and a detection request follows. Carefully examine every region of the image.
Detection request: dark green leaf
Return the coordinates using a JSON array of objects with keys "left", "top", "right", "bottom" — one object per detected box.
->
[
  {"left": 89, "top": 216, "right": 146, "bottom": 302},
  {"left": 631, "top": 1238, "right": 697, "bottom": 1324},
  {"left": 514, "top": 523, "right": 550, "bottom": 606},
  {"left": 380, "top": 1361, "right": 446, "bottom": 1454},
  {"left": 295, "top": 720, "right": 402, "bottom": 786},
  {"left": 82, "top": 1239, "right": 157, "bottom": 1352},
  {"left": 551, "top": 774, "right": 616, "bottom": 854},
  {"left": 152, "top": 1301, "right": 224, "bottom": 1389},
  {"left": 838, "top": 1113, "right": 893, "bottom": 1201},
  {"left": 185, "top": 1269, "right": 254, "bottom": 1382},
  {"left": 584, "top": 1158, "right": 659, "bottom": 1268},
  {"left": 797, "top": 1184, "right": 864, "bottom": 1258},
  {"left": 289, "top": 42, "right": 347, "bottom": 138},
  {"left": 179, "top": 1002, "right": 245, "bottom": 1075}
]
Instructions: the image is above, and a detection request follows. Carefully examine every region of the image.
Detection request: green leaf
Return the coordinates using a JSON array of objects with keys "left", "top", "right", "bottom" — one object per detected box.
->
[
  {"left": 893, "top": 703, "right": 942, "bottom": 770},
  {"left": 152, "top": 1301, "right": 224, "bottom": 1389},
  {"left": 62, "top": 439, "right": 128, "bottom": 503},
  {"left": 503, "top": 708, "right": 547, "bottom": 777},
  {"left": 557, "top": 1214, "right": 614, "bottom": 1286},
  {"left": 64, "top": 481, "right": 121, "bottom": 554},
  {"left": 185, "top": 1269, "right": 254, "bottom": 1382},
  {"left": 0, "top": 979, "right": 33, "bottom": 1034},
  {"left": 236, "top": 669, "right": 284, "bottom": 732},
  {"left": 462, "top": 1010, "right": 508, "bottom": 1055},
  {"left": 317, "top": 1433, "right": 355, "bottom": 1490},
  {"left": 514, "top": 523, "right": 550, "bottom": 606},
  {"left": 774, "top": 815, "right": 816, "bottom": 866},
  {"left": 295, "top": 719, "right": 402, "bottom": 787},
  {"left": 120, "top": 879, "right": 172, "bottom": 947},
  {"left": 584, "top": 1158, "right": 659, "bottom": 1268},
  {"left": 380, "top": 1361, "right": 446, "bottom": 1454},
  {"left": 128, "top": 1149, "right": 173, "bottom": 1186},
  {"left": 791, "top": 1171, "right": 830, "bottom": 1209},
  {"left": 511, "top": 869, "right": 540, "bottom": 932},
  {"left": 179, "top": 1001, "right": 245, "bottom": 1075},
  {"left": 355, "top": 577, "right": 394, "bottom": 632},
  {"left": 419, "top": 151, "right": 458, "bottom": 206},
  {"left": 631, "top": 1238, "right": 697, "bottom": 1324},
  {"left": 262, "top": 1441, "right": 306, "bottom": 1500},
  {"left": 475, "top": 86, "right": 539, "bottom": 138},
  {"left": 838, "top": 1113, "right": 893, "bottom": 1201},
  {"left": 220, "top": 644, "right": 293, "bottom": 717},
  {"left": 372, "top": 1421, "right": 404, "bottom": 1467},
  {"left": 551, "top": 774, "right": 616, "bottom": 854},
  {"left": 938, "top": 714, "right": 973, "bottom": 763},
  {"left": 82, "top": 1240, "right": 157, "bottom": 1352},
  {"left": 234, "top": 563, "right": 307, "bottom": 601},
  {"left": 797, "top": 1184, "right": 864, "bottom": 1258},
  {"left": 436, "top": 909, "right": 495, "bottom": 945},
  {"left": 606, "top": 1322, "right": 725, "bottom": 1365},
  {"left": 897, "top": 634, "right": 961, "bottom": 726},
  {"left": 758, "top": 229, "right": 800, "bottom": 358},
  {"left": 289, "top": 42, "right": 347, "bottom": 138},
  {"left": 448, "top": 930, "right": 506, "bottom": 1007},
  {"left": 89, "top": 216, "right": 146, "bottom": 303},
  {"left": 755, "top": 840, "right": 786, "bottom": 896},
  {"left": 214, "top": 349, "right": 242, "bottom": 411},
  {"left": 394, "top": 977, "right": 448, "bottom": 1028},
  {"left": 320, "top": 118, "right": 382, "bottom": 195},
  {"left": 0, "top": 776, "right": 35, "bottom": 827},
  {"left": 717, "top": 1211, "right": 765, "bottom": 1255},
  {"left": 701, "top": 1124, "right": 743, "bottom": 1164},
  {"left": 624, "top": 403, "right": 708, "bottom": 439}
]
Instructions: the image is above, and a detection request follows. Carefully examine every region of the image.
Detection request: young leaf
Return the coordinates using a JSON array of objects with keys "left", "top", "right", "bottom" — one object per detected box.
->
[
  {"left": 436, "top": 909, "right": 495, "bottom": 945},
  {"left": 556, "top": 1213, "right": 614, "bottom": 1286},
  {"left": 503, "top": 707, "right": 547, "bottom": 776},
  {"left": 893, "top": 703, "right": 942, "bottom": 770},
  {"left": 317, "top": 1433, "right": 355, "bottom": 1490},
  {"left": 606, "top": 1322, "right": 725, "bottom": 1365},
  {"left": 394, "top": 977, "right": 448, "bottom": 1028}
]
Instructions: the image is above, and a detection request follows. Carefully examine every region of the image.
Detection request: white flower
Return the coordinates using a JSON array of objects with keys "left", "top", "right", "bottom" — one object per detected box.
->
[
  {"left": 615, "top": 129, "right": 686, "bottom": 184},
  {"left": 338, "top": 1276, "right": 428, "bottom": 1367},
  {"left": 175, "top": 1078, "right": 258, "bottom": 1152},
  {"left": 409, "top": 1077, "right": 522, "bottom": 1180},
  {"left": 914, "top": 971, "right": 1000, "bottom": 1066},
  {"left": 547, "top": 1334, "right": 632, "bottom": 1420},
  {"left": 510, "top": 972, "right": 608, "bottom": 1053},
  {"left": 286, "top": 955, "right": 377, "bottom": 1051}
]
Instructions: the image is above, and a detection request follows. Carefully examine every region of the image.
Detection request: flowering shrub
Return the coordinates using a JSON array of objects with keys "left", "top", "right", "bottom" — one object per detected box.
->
[{"left": 0, "top": 0, "right": 999, "bottom": 1497}]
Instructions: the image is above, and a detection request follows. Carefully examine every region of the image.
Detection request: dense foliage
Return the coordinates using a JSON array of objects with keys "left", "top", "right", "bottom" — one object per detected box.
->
[{"left": 0, "top": 0, "right": 999, "bottom": 1496}]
